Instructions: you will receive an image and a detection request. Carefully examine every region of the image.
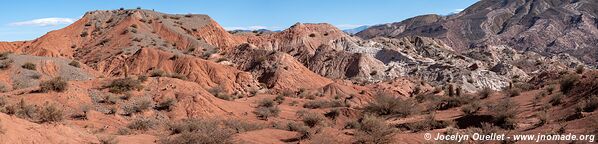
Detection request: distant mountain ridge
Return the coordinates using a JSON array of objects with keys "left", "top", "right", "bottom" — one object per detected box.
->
[{"left": 342, "top": 25, "right": 370, "bottom": 34}]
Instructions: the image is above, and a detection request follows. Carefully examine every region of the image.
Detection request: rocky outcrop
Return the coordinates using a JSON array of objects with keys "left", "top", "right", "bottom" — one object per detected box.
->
[{"left": 357, "top": 0, "right": 598, "bottom": 67}]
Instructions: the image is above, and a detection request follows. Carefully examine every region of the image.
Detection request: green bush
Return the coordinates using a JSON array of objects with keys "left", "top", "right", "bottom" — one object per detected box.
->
[{"left": 40, "top": 77, "right": 68, "bottom": 92}]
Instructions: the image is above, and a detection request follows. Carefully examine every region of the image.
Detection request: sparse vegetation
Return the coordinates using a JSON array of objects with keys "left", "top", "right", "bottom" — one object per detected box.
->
[
  {"left": 105, "top": 78, "right": 143, "bottom": 94},
  {"left": 575, "top": 65, "right": 585, "bottom": 74},
  {"left": 39, "top": 77, "right": 68, "bottom": 92},
  {"left": 222, "top": 119, "right": 265, "bottom": 133},
  {"left": 489, "top": 98, "right": 519, "bottom": 129},
  {"left": 68, "top": 60, "right": 81, "bottom": 68},
  {"left": 303, "top": 99, "right": 344, "bottom": 109},
  {"left": 98, "top": 135, "right": 118, "bottom": 144},
  {"left": 549, "top": 93, "right": 564, "bottom": 106},
  {"left": 301, "top": 112, "right": 325, "bottom": 127},
  {"left": 559, "top": 74, "right": 579, "bottom": 94},
  {"left": 479, "top": 87, "right": 493, "bottom": 99},
  {"left": 461, "top": 101, "right": 481, "bottom": 116},
  {"left": 163, "top": 119, "right": 234, "bottom": 144},
  {"left": 21, "top": 62, "right": 36, "bottom": 70},
  {"left": 0, "top": 60, "right": 12, "bottom": 70},
  {"left": 354, "top": 115, "right": 396, "bottom": 144},
  {"left": 364, "top": 93, "right": 414, "bottom": 117},
  {"left": 155, "top": 98, "right": 177, "bottom": 111},
  {"left": 253, "top": 98, "right": 280, "bottom": 120},
  {"left": 505, "top": 88, "right": 521, "bottom": 97},
  {"left": 38, "top": 103, "right": 64, "bottom": 123},
  {"left": 399, "top": 114, "right": 451, "bottom": 132},
  {"left": 149, "top": 69, "right": 166, "bottom": 77},
  {"left": 122, "top": 98, "right": 153, "bottom": 115},
  {"left": 127, "top": 117, "right": 156, "bottom": 130}
]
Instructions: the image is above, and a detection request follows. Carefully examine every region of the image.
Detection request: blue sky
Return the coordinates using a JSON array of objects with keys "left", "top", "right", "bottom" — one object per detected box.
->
[{"left": 0, "top": 0, "right": 478, "bottom": 41}]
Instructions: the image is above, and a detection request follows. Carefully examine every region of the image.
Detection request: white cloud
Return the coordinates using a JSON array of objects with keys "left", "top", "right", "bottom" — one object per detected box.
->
[
  {"left": 224, "top": 25, "right": 271, "bottom": 31},
  {"left": 9, "top": 18, "right": 76, "bottom": 26}
]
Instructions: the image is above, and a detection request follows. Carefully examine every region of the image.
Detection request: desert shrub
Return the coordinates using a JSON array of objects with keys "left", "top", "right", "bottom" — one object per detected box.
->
[
  {"left": 303, "top": 100, "right": 344, "bottom": 109},
  {"left": 163, "top": 119, "right": 234, "bottom": 144},
  {"left": 560, "top": 74, "right": 579, "bottom": 94},
  {"left": 0, "top": 83, "right": 8, "bottom": 92},
  {"left": 479, "top": 87, "right": 493, "bottom": 99},
  {"left": 354, "top": 115, "right": 396, "bottom": 144},
  {"left": 274, "top": 94, "right": 285, "bottom": 104},
  {"left": 98, "top": 135, "right": 118, "bottom": 144},
  {"left": 117, "top": 128, "right": 132, "bottom": 135},
  {"left": 575, "top": 65, "right": 585, "bottom": 74},
  {"left": 149, "top": 69, "right": 166, "bottom": 77},
  {"left": 21, "top": 62, "right": 36, "bottom": 70},
  {"left": 222, "top": 119, "right": 265, "bottom": 133},
  {"left": 489, "top": 98, "right": 519, "bottom": 129},
  {"left": 414, "top": 93, "right": 436, "bottom": 103},
  {"left": 105, "top": 78, "right": 143, "bottom": 94},
  {"left": 364, "top": 93, "right": 414, "bottom": 117},
  {"left": 545, "top": 85, "right": 555, "bottom": 94},
  {"left": 168, "top": 73, "right": 187, "bottom": 80},
  {"left": 253, "top": 106, "right": 280, "bottom": 120},
  {"left": 302, "top": 113, "right": 325, "bottom": 127},
  {"left": 101, "top": 94, "right": 119, "bottom": 104},
  {"left": 505, "top": 88, "right": 521, "bottom": 97},
  {"left": 324, "top": 108, "right": 341, "bottom": 121},
  {"left": 514, "top": 82, "right": 534, "bottom": 91},
  {"left": 0, "top": 60, "right": 12, "bottom": 70},
  {"left": 38, "top": 103, "right": 64, "bottom": 123},
  {"left": 435, "top": 95, "right": 475, "bottom": 110},
  {"left": 80, "top": 31, "right": 89, "bottom": 37},
  {"left": 0, "top": 52, "right": 9, "bottom": 60},
  {"left": 137, "top": 75, "right": 148, "bottom": 82},
  {"left": 344, "top": 120, "right": 361, "bottom": 129},
  {"left": 534, "top": 111, "right": 548, "bottom": 128},
  {"left": 208, "top": 85, "right": 234, "bottom": 101},
  {"left": 399, "top": 115, "right": 451, "bottom": 132},
  {"left": 0, "top": 97, "right": 6, "bottom": 107},
  {"left": 275, "top": 122, "right": 312, "bottom": 140},
  {"left": 127, "top": 117, "right": 156, "bottom": 130},
  {"left": 257, "top": 98, "right": 275, "bottom": 108},
  {"left": 68, "top": 60, "right": 81, "bottom": 68},
  {"left": 4, "top": 99, "right": 37, "bottom": 119},
  {"left": 39, "top": 77, "right": 68, "bottom": 92},
  {"left": 549, "top": 93, "right": 564, "bottom": 106},
  {"left": 155, "top": 98, "right": 177, "bottom": 111},
  {"left": 578, "top": 96, "right": 598, "bottom": 112},
  {"left": 461, "top": 102, "right": 481, "bottom": 116},
  {"left": 122, "top": 98, "right": 152, "bottom": 115}
]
